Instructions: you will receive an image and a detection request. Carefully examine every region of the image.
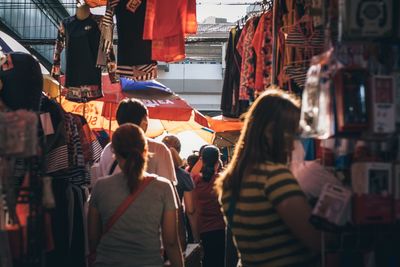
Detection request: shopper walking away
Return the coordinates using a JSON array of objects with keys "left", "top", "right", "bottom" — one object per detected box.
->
[
  {"left": 162, "top": 135, "right": 200, "bottom": 244},
  {"left": 88, "top": 124, "right": 183, "bottom": 267},
  {"left": 97, "top": 98, "right": 176, "bottom": 183},
  {"left": 193, "top": 145, "right": 226, "bottom": 267}
]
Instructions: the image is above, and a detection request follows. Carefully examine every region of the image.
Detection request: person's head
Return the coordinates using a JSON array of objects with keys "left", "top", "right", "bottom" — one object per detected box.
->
[
  {"left": 216, "top": 88, "right": 301, "bottom": 198},
  {"left": 0, "top": 52, "right": 43, "bottom": 111},
  {"left": 186, "top": 153, "right": 199, "bottom": 172},
  {"left": 162, "top": 134, "right": 181, "bottom": 153},
  {"left": 162, "top": 135, "right": 183, "bottom": 167},
  {"left": 200, "top": 145, "right": 221, "bottom": 182},
  {"left": 116, "top": 98, "right": 149, "bottom": 132},
  {"left": 111, "top": 123, "right": 148, "bottom": 192},
  {"left": 198, "top": 144, "right": 208, "bottom": 157}
]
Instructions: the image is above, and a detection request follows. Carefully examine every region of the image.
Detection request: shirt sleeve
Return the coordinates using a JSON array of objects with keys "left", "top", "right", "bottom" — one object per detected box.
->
[
  {"left": 163, "top": 180, "right": 179, "bottom": 212},
  {"left": 264, "top": 166, "right": 306, "bottom": 206},
  {"left": 182, "top": 172, "right": 195, "bottom": 191},
  {"left": 156, "top": 144, "right": 177, "bottom": 184},
  {"left": 51, "top": 23, "right": 65, "bottom": 80},
  {"left": 98, "top": 143, "right": 113, "bottom": 178}
]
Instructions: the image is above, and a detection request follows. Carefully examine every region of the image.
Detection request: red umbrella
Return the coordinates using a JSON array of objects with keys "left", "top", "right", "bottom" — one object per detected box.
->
[{"left": 60, "top": 74, "right": 212, "bottom": 141}]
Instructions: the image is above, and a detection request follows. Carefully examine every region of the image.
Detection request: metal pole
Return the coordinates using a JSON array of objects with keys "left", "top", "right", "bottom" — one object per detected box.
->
[{"left": 271, "top": 0, "right": 279, "bottom": 85}]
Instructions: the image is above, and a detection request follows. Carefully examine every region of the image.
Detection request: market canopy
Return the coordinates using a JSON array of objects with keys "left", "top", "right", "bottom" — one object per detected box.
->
[{"left": 60, "top": 77, "right": 213, "bottom": 142}]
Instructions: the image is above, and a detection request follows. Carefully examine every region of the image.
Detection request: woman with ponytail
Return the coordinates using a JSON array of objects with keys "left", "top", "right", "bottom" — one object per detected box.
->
[
  {"left": 88, "top": 123, "right": 184, "bottom": 267},
  {"left": 192, "top": 145, "right": 226, "bottom": 267}
]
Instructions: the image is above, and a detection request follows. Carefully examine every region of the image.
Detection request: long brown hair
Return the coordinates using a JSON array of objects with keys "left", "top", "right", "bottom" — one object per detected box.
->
[
  {"left": 215, "top": 88, "right": 301, "bottom": 201},
  {"left": 112, "top": 123, "right": 148, "bottom": 193}
]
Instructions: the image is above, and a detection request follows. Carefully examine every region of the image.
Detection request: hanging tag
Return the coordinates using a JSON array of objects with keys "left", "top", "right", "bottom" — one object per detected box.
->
[
  {"left": 1, "top": 55, "right": 13, "bottom": 71},
  {"left": 126, "top": 0, "right": 141, "bottom": 13},
  {"left": 40, "top": 113, "right": 55, "bottom": 136}
]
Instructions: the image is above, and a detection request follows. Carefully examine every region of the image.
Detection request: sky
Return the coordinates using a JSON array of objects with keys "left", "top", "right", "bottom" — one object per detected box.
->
[
  {"left": 91, "top": 1, "right": 252, "bottom": 23},
  {"left": 197, "top": 0, "right": 250, "bottom": 22}
]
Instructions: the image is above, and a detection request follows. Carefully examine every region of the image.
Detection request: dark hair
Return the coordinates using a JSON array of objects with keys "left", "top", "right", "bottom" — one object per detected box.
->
[
  {"left": 116, "top": 98, "right": 148, "bottom": 126},
  {"left": 216, "top": 88, "right": 301, "bottom": 200},
  {"left": 199, "top": 144, "right": 208, "bottom": 157},
  {"left": 112, "top": 123, "right": 148, "bottom": 192},
  {"left": 200, "top": 145, "right": 220, "bottom": 182},
  {"left": 0, "top": 52, "right": 43, "bottom": 111},
  {"left": 186, "top": 154, "right": 199, "bottom": 172}
]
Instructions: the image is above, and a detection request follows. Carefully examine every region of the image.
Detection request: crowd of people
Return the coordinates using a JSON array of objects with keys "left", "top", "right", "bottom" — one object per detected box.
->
[{"left": 88, "top": 89, "right": 322, "bottom": 267}]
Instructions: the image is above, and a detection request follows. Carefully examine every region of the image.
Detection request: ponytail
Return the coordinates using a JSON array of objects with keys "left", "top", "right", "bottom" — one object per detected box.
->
[
  {"left": 199, "top": 145, "right": 221, "bottom": 183},
  {"left": 122, "top": 148, "right": 146, "bottom": 193},
  {"left": 111, "top": 123, "right": 148, "bottom": 193},
  {"left": 201, "top": 164, "right": 215, "bottom": 182}
]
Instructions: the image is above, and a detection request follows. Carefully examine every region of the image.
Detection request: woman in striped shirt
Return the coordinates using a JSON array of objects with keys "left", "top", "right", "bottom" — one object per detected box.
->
[{"left": 216, "top": 88, "right": 321, "bottom": 267}]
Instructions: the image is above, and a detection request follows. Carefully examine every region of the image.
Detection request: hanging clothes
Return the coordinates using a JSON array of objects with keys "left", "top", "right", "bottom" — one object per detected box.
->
[
  {"left": 143, "top": 0, "right": 197, "bottom": 62},
  {"left": 221, "top": 26, "right": 250, "bottom": 118},
  {"left": 252, "top": 11, "right": 273, "bottom": 92},
  {"left": 114, "top": 0, "right": 157, "bottom": 80},
  {"left": 279, "top": 3, "right": 326, "bottom": 92},
  {"left": 236, "top": 16, "right": 260, "bottom": 101},
  {"left": 51, "top": 15, "right": 117, "bottom": 103}
]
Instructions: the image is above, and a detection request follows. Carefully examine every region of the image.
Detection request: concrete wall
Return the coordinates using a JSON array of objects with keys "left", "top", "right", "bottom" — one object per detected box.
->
[{"left": 158, "top": 63, "right": 223, "bottom": 111}]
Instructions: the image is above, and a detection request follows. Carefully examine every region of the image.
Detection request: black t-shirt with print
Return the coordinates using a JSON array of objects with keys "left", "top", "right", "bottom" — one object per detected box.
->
[{"left": 63, "top": 15, "right": 101, "bottom": 88}]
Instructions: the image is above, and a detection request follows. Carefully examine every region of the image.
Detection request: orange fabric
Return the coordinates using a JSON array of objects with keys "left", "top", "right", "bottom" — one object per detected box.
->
[
  {"left": 185, "top": 0, "right": 197, "bottom": 34},
  {"left": 152, "top": 34, "right": 186, "bottom": 62},
  {"left": 143, "top": 0, "right": 156, "bottom": 40},
  {"left": 84, "top": 0, "right": 107, "bottom": 7},
  {"left": 143, "top": 0, "right": 197, "bottom": 62}
]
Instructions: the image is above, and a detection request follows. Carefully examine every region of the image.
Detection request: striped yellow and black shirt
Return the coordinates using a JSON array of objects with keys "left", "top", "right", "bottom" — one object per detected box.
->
[{"left": 221, "top": 162, "right": 316, "bottom": 267}]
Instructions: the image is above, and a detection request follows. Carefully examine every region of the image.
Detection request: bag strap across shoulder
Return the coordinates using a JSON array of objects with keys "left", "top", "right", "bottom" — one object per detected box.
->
[{"left": 103, "top": 176, "right": 156, "bottom": 236}]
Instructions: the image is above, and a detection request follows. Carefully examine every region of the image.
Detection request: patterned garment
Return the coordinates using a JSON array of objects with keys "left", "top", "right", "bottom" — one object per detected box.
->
[
  {"left": 47, "top": 145, "right": 70, "bottom": 173},
  {"left": 237, "top": 17, "right": 259, "bottom": 100},
  {"left": 221, "top": 163, "right": 317, "bottom": 267},
  {"left": 51, "top": 15, "right": 117, "bottom": 103},
  {"left": 284, "top": 63, "right": 309, "bottom": 89},
  {"left": 252, "top": 11, "right": 273, "bottom": 92},
  {"left": 116, "top": 63, "right": 157, "bottom": 81},
  {"left": 115, "top": 0, "right": 158, "bottom": 80},
  {"left": 286, "top": 25, "right": 325, "bottom": 49}
]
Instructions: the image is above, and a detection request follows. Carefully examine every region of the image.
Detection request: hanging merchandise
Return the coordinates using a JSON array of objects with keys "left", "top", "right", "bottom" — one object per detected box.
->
[
  {"left": 51, "top": 5, "right": 117, "bottom": 103},
  {"left": 112, "top": 0, "right": 157, "bottom": 80},
  {"left": 300, "top": 48, "right": 343, "bottom": 138},
  {"left": 310, "top": 0, "right": 324, "bottom": 27},
  {"left": 252, "top": 11, "right": 273, "bottom": 93},
  {"left": 339, "top": 0, "right": 394, "bottom": 40},
  {"left": 237, "top": 16, "right": 260, "bottom": 101},
  {"left": 143, "top": 0, "right": 197, "bottom": 62},
  {"left": 0, "top": 110, "right": 38, "bottom": 157},
  {"left": 370, "top": 75, "right": 396, "bottom": 134},
  {"left": 220, "top": 26, "right": 245, "bottom": 118},
  {"left": 310, "top": 183, "right": 352, "bottom": 231},
  {"left": 333, "top": 68, "right": 370, "bottom": 133},
  {"left": 280, "top": 13, "right": 326, "bottom": 93}
]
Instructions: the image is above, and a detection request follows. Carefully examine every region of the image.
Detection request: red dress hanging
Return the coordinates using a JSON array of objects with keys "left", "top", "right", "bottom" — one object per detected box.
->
[{"left": 144, "top": 0, "right": 197, "bottom": 62}]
